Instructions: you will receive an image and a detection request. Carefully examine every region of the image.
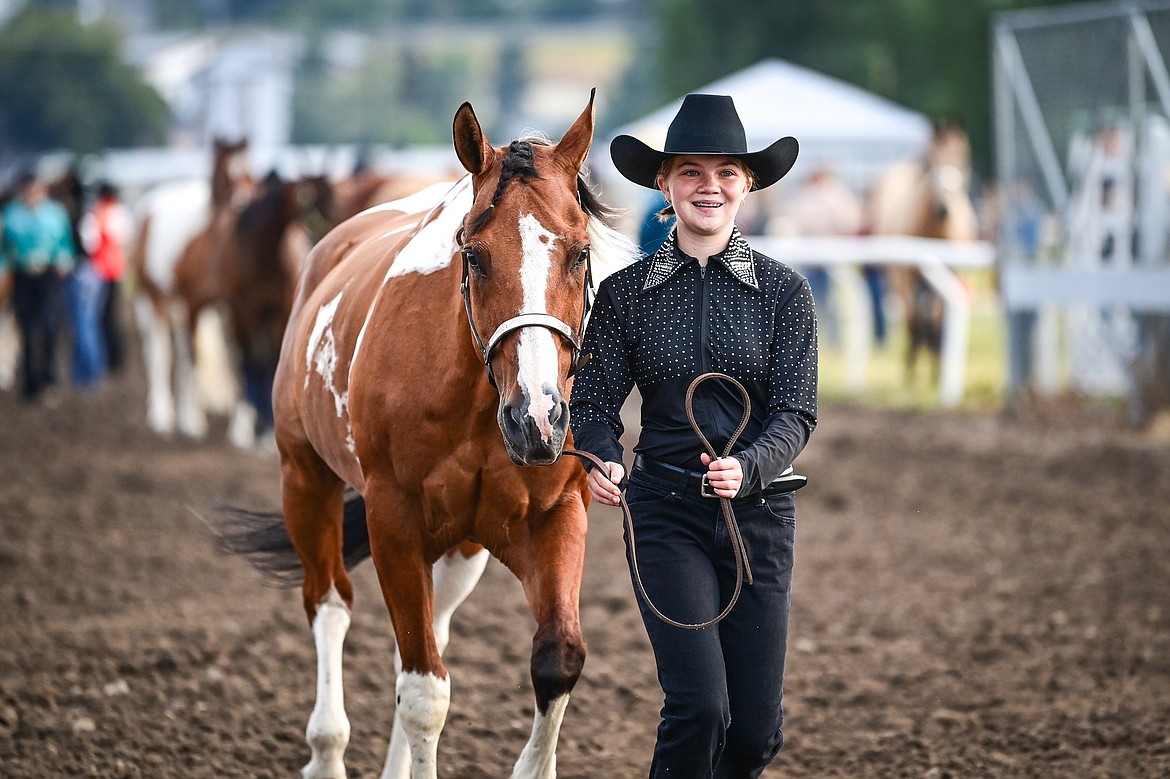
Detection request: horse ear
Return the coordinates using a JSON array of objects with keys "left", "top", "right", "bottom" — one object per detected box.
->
[
  {"left": 453, "top": 102, "right": 496, "bottom": 176},
  {"left": 555, "top": 88, "right": 596, "bottom": 173}
]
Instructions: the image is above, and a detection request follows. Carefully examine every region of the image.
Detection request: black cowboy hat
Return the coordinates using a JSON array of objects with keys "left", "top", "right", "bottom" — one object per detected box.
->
[{"left": 610, "top": 93, "right": 799, "bottom": 191}]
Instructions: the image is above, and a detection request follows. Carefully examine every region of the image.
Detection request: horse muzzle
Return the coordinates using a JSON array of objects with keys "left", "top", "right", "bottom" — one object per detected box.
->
[{"left": 498, "top": 394, "right": 570, "bottom": 466}]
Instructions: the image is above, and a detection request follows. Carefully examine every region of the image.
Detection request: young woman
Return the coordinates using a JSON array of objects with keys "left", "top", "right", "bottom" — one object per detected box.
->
[{"left": 570, "top": 93, "right": 818, "bottom": 778}]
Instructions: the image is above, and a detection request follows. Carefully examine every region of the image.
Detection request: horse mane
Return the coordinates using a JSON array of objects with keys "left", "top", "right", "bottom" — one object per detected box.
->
[
  {"left": 464, "top": 138, "right": 544, "bottom": 236},
  {"left": 462, "top": 135, "right": 638, "bottom": 286},
  {"left": 580, "top": 178, "right": 639, "bottom": 287}
]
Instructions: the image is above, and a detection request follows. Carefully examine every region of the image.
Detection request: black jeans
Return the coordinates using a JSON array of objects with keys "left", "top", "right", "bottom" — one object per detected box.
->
[
  {"left": 12, "top": 270, "right": 64, "bottom": 400},
  {"left": 624, "top": 465, "right": 796, "bottom": 779}
]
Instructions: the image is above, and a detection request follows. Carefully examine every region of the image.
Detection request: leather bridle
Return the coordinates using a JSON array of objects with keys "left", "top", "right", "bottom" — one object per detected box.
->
[{"left": 459, "top": 236, "right": 594, "bottom": 389}]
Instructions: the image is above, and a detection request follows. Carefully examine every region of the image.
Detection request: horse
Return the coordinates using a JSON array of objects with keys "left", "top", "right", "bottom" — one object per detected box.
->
[
  {"left": 330, "top": 165, "right": 460, "bottom": 225},
  {"left": 219, "top": 170, "right": 335, "bottom": 447},
  {"left": 131, "top": 137, "right": 255, "bottom": 438},
  {"left": 866, "top": 118, "right": 979, "bottom": 382},
  {"left": 218, "top": 90, "right": 638, "bottom": 778}
]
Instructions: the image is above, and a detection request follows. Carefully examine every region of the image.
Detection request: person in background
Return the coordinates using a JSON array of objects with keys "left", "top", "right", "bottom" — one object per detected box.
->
[
  {"left": 80, "top": 180, "right": 132, "bottom": 374},
  {"left": 0, "top": 170, "right": 76, "bottom": 403},
  {"left": 639, "top": 188, "right": 673, "bottom": 255},
  {"left": 774, "top": 167, "right": 864, "bottom": 347},
  {"left": 570, "top": 94, "right": 818, "bottom": 778}
]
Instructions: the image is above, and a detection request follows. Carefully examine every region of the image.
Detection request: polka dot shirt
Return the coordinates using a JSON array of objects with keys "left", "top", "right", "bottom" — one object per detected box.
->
[{"left": 569, "top": 227, "right": 818, "bottom": 495}]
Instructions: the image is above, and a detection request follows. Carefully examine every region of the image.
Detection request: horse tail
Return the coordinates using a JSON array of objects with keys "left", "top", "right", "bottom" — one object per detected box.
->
[{"left": 212, "top": 493, "right": 371, "bottom": 587}]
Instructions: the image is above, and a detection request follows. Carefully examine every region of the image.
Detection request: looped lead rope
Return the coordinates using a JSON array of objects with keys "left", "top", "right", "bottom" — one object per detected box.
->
[{"left": 565, "top": 372, "right": 754, "bottom": 630}]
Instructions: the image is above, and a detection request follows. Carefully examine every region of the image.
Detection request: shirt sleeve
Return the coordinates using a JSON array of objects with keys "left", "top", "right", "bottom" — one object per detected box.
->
[
  {"left": 568, "top": 277, "right": 635, "bottom": 470},
  {"left": 735, "top": 276, "right": 819, "bottom": 494}
]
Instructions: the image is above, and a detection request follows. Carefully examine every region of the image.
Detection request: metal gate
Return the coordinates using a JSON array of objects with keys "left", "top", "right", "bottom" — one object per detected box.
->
[{"left": 994, "top": 0, "right": 1170, "bottom": 416}]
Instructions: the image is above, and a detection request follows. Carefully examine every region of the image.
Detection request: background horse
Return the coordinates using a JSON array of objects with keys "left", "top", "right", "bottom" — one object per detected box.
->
[
  {"left": 220, "top": 91, "right": 637, "bottom": 778},
  {"left": 866, "top": 119, "right": 979, "bottom": 382},
  {"left": 219, "top": 170, "right": 335, "bottom": 448},
  {"left": 132, "top": 137, "right": 255, "bottom": 438},
  {"left": 330, "top": 163, "right": 460, "bottom": 224}
]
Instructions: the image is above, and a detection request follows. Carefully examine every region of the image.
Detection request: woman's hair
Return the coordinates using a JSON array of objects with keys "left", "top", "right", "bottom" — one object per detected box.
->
[{"left": 653, "top": 156, "right": 757, "bottom": 220}]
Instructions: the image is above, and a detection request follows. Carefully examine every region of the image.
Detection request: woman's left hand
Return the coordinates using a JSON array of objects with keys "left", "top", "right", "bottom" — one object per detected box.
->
[{"left": 700, "top": 453, "right": 742, "bottom": 499}]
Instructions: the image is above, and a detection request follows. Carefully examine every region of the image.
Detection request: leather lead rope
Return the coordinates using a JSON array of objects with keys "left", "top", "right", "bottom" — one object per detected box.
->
[{"left": 565, "top": 372, "right": 754, "bottom": 630}]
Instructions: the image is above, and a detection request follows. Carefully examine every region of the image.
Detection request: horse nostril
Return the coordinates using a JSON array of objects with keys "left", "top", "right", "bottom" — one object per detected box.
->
[
  {"left": 548, "top": 400, "right": 567, "bottom": 428},
  {"left": 507, "top": 404, "right": 525, "bottom": 433}
]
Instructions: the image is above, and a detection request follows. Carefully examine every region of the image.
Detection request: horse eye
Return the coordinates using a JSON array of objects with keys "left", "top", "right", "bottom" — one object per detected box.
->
[
  {"left": 462, "top": 247, "right": 482, "bottom": 271},
  {"left": 573, "top": 247, "right": 590, "bottom": 269}
]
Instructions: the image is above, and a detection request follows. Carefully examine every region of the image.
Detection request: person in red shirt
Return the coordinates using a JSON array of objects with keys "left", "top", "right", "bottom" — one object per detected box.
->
[{"left": 80, "top": 181, "right": 132, "bottom": 374}]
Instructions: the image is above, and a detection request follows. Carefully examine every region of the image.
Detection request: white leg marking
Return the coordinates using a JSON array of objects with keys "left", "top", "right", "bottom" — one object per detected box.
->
[
  {"left": 516, "top": 213, "right": 562, "bottom": 442},
  {"left": 380, "top": 549, "right": 490, "bottom": 779},
  {"left": 432, "top": 548, "right": 490, "bottom": 654},
  {"left": 304, "top": 587, "right": 352, "bottom": 779},
  {"left": 193, "top": 308, "right": 239, "bottom": 414},
  {"left": 136, "top": 297, "right": 175, "bottom": 434},
  {"left": 511, "top": 694, "right": 571, "bottom": 779},
  {"left": 171, "top": 304, "right": 208, "bottom": 439},
  {"left": 393, "top": 671, "right": 450, "bottom": 779},
  {"left": 226, "top": 399, "right": 257, "bottom": 450}
]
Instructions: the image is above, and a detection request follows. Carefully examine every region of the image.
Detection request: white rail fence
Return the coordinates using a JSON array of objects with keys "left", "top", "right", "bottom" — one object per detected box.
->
[{"left": 747, "top": 235, "right": 996, "bottom": 408}]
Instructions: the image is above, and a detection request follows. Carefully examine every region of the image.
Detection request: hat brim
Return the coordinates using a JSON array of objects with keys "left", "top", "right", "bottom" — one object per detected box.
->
[{"left": 610, "top": 134, "right": 799, "bottom": 191}]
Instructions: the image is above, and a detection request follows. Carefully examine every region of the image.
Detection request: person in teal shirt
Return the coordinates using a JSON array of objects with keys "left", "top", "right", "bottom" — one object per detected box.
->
[{"left": 1, "top": 170, "right": 76, "bottom": 402}]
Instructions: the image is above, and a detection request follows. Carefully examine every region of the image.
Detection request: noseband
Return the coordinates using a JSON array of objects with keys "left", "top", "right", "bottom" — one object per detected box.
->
[{"left": 460, "top": 239, "right": 594, "bottom": 389}]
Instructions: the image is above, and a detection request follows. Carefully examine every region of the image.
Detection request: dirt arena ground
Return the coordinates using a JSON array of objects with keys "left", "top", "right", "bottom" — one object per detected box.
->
[{"left": 2, "top": 358, "right": 1169, "bottom": 778}]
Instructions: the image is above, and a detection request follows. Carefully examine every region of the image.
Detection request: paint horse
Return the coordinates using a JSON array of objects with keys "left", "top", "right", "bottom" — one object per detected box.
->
[
  {"left": 223, "top": 91, "right": 637, "bottom": 778},
  {"left": 132, "top": 137, "right": 256, "bottom": 438},
  {"left": 866, "top": 119, "right": 979, "bottom": 382}
]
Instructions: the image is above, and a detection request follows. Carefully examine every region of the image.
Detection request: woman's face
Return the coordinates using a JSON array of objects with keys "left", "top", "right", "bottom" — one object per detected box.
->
[{"left": 658, "top": 155, "right": 751, "bottom": 244}]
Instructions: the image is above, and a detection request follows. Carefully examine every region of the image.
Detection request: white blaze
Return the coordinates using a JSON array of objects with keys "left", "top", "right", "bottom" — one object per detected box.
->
[{"left": 517, "top": 213, "right": 561, "bottom": 442}]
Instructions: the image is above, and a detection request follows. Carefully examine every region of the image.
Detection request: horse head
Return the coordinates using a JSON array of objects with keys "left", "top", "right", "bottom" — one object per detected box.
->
[
  {"left": 291, "top": 173, "right": 337, "bottom": 243},
  {"left": 924, "top": 119, "right": 978, "bottom": 241},
  {"left": 452, "top": 91, "right": 599, "bottom": 466},
  {"left": 211, "top": 136, "right": 257, "bottom": 209}
]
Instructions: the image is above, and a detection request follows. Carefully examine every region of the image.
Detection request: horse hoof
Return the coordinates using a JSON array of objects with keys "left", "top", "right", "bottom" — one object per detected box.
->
[{"left": 302, "top": 757, "right": 346, "bottom": 779}]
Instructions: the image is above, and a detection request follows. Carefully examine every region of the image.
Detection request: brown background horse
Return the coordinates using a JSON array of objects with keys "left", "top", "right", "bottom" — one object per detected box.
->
[
  {"left": 219, "top": 170, "right": 335, "bottom": 445},
  {"left": 223, "top": 92, "right": 637, "bottom": 778}
]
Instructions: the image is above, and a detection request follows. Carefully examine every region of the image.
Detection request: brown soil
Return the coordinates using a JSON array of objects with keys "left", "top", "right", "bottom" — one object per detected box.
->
[{"left": 2, "top": 357, "right": 1169, "bottom": 778}]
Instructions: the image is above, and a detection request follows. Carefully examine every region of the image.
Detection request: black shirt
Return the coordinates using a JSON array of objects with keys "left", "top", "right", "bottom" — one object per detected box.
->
[{"left": 570, "top": 227, "right": 818, "bottom": 496}]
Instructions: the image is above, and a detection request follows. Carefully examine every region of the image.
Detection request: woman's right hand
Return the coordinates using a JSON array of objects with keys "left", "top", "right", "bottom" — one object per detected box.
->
[{"left": 586, "top": 461, "right": 625, "bottom": 507}]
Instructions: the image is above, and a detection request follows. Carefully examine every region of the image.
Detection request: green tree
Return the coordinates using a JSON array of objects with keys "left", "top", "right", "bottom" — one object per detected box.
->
[{"left": 0, "top": 10, "right": 171, "bottom": 154}]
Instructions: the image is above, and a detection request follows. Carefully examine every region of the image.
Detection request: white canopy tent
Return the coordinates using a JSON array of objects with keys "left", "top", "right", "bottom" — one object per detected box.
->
[{"left": 593, "top": 57, "right": 934, "bottom": 218}]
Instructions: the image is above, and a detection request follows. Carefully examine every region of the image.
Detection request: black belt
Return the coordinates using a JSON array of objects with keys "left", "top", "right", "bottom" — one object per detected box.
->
[{"left": 632, "top": 454, "right": 806, "bottom": 499}]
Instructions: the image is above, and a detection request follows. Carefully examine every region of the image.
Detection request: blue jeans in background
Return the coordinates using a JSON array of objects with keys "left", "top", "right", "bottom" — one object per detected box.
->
[{"left": 67, "top": 263, "right": 108, "bottom": 388}]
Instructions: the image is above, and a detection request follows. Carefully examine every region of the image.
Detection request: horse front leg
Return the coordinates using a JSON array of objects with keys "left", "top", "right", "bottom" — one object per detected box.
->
[
  {"left": 510, "top": 498, "right": 589, "bottom": 779},
  {"left": 380, "top": 542, "right": 490, "bottom": 779}
]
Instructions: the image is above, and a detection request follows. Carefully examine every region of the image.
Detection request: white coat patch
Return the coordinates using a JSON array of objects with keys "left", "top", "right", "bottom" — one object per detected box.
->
[
  {"left": 350, "top": 178, "right": 473, "bottom": 398},
  {"left": 306, "top": 288, "right": 356, "bottom": 454}
]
